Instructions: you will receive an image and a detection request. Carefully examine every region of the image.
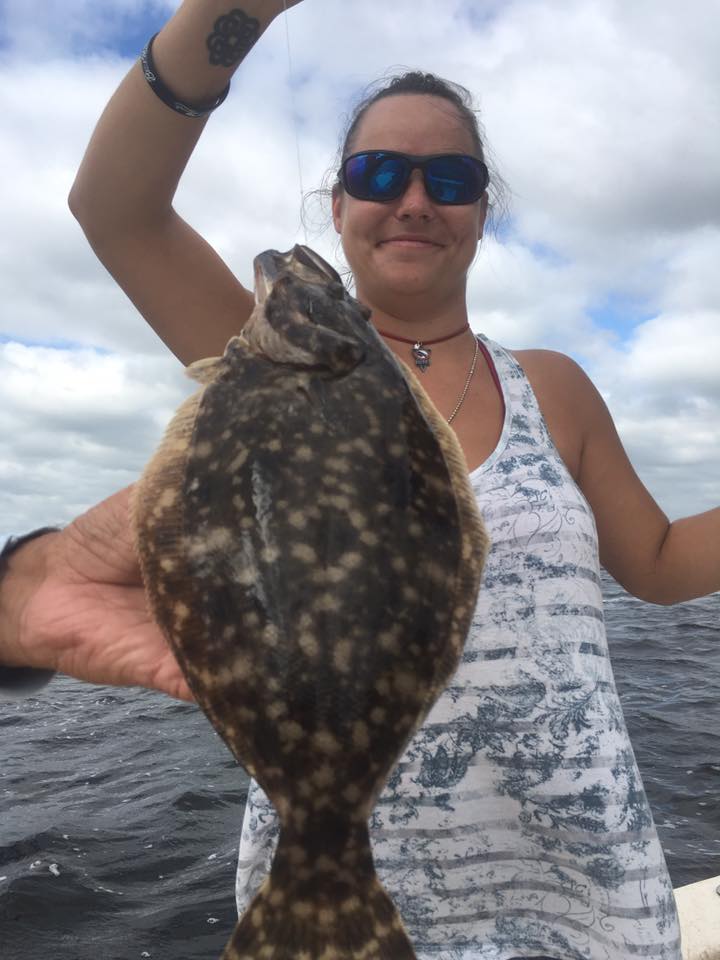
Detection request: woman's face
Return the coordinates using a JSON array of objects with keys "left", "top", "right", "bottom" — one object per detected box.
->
[{"left": 332, "top": 94, "right": 488, "bottom": 314}]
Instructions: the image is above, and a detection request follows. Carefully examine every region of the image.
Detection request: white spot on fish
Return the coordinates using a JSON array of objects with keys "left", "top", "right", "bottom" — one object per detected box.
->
[
  {"left": 315, "top": 593, "right": 341, "bottom": 613},
  {"left": 333, "top": 639, "right": 352, "bottom": 673},
  {"left": 313, "top": 730, "right": 341, "bottom": 754},
  {"left": 229, "top": 449, "right": 249, "bottom": 473},
  {"left": 299, "top": 633, "right": 319, "bottom": 658},
  {"left": 360, "top": 530, "right": 379, "bottom": 546},
  {"left": 292, "top": 543, "right": 317, "bottom": 563},
  {"left": 340, "top": 551, "right": 363, "bottom": 569}
]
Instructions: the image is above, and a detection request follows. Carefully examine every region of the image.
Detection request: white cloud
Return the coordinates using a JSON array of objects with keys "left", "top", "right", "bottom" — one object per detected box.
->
[
  {"left": 0, "top": 341, "right": 193, "bottom": 529},
  {"left": 619, "top": 310, "right": 720, "bottom": 393},
  {"left": 281, "top": 0, "right": 720, "bottom": 248},
  {"left": 1, "top": 0, "right": 718, "bottom": 539}
]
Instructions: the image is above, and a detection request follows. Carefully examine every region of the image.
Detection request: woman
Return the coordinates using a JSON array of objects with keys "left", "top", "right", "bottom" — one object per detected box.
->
[{"left": 2, "top": 0, "right": 718, "bottom": 957}]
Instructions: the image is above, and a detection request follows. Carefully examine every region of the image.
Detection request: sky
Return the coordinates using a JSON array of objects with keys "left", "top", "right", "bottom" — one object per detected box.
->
[{"left": 1, "top": 0, "right": 718, "bottom": 542}]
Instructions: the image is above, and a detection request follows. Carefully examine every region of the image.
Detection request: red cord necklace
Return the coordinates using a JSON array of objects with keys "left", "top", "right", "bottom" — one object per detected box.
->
[{"left": 375, "top": 323, "right": 470, "bottom": 373}]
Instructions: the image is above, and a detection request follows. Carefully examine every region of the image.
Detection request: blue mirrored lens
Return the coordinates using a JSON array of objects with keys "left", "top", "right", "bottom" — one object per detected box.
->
[
  {"left": 426, "top": 157, "right": 480, "bottom": 203},
  {"left": 345, "top": 155, "right": 407, "bottom": 199},
  {"left": 372, "top": 163, "right": 404, "bottom": 194}
]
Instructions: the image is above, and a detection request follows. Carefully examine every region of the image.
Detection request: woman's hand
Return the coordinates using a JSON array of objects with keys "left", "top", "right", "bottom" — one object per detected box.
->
[{"left": 1, "top": 487, "right": 193, "bottom": 702}]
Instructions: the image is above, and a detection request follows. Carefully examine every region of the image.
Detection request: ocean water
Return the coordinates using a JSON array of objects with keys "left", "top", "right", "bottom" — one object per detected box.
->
[{"left": 1, "top": 572, "right": 718, "bottom": 960}]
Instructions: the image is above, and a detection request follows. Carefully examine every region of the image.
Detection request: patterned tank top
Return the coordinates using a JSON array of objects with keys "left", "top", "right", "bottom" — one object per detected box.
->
[{"left": 234, "top": 335, "right": 682, "bottom": 960}]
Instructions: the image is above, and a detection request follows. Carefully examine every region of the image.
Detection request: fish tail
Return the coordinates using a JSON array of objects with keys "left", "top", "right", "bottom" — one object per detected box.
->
[{"left": 222, "top": 822, "right": 417, "bottom": 960}]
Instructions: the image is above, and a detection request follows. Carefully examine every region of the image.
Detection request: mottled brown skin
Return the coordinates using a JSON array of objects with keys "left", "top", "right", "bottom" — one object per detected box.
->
[{"left": 131, "top": 245, "right": 489, "bottom": 960}]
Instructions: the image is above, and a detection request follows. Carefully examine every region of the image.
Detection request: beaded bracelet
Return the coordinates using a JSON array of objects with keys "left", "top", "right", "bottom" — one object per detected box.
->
[
  {"left": 0, "top": 527, "right": 60, "bottom": 695},
  {"left": 140, "top": 33, "right": 231, "bottom": 119}
]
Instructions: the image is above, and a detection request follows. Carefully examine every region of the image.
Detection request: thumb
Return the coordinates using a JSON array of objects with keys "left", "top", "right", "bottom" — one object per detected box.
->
[{"left": 64, "top": 485, "right": 139, "bottom": 585}]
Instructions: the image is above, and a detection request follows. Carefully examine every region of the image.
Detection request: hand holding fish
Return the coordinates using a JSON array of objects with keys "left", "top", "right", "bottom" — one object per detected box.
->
[{"left": 0, "top": 487, "right": 193, "bottom": 703}]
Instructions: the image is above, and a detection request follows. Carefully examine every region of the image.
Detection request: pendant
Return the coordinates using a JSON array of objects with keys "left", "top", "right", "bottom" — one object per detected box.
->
[{"left": 412, "top": 342, "right": 431, "bottom": 372}]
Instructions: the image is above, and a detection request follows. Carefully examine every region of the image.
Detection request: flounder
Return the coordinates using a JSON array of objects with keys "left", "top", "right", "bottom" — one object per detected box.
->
[{"left": 131, "top": 245, "right": 489, "bottom": 959}]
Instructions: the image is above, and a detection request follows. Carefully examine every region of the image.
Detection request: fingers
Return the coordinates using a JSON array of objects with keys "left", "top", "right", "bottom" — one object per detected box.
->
[
  {"left": 169, "top": 677, "right": 195, "bottom": 703},
  {"left": 153, "top": 665, "right": 195, "bottom": 703},
  {"left": 146, "top": 644, "right": 195, "bottom": 703}
]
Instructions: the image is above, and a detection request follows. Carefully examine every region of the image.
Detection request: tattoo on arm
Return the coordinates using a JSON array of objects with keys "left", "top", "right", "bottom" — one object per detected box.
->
[{"left": 207, "top": 9, "right": 261, "bottom": 68}]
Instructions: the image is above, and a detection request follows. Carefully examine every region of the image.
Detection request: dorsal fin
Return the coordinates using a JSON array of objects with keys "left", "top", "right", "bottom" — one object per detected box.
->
[{"left": 185, "top": 355, "right": 224, "bottom": 385}]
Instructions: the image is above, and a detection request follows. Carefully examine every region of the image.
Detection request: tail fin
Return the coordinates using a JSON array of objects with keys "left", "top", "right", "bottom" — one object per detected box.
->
[{"left": 222, "top": 824, "right": 417, "bottom": 960}]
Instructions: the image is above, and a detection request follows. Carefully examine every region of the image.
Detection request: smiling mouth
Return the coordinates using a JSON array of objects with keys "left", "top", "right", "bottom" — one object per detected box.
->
[{"left": 381, "top": 239, "right": 440, "bottom": 248}]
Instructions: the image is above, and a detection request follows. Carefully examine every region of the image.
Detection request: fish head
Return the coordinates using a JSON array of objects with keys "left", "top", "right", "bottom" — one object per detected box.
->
[
  {"left": 253, "top": 245, "right": 342, "bottom": 303},
  {"left": 241, "top": 245, "right": 372, "bottom": 376}
]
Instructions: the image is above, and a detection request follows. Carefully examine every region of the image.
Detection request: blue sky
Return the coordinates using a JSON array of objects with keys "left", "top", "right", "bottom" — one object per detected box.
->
[
  {"left": 0, "top": 2, "right": 161, "bottom": 57},
  {"left": 0, "top": 0, "right": 718, "bottom": 537},
  {"left": 586, "top": 294, "right": 658, "bottom": 339}
]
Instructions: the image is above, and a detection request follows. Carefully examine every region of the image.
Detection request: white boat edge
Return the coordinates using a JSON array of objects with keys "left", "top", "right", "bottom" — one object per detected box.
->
[{"left": 674, "top": 874, "right": 720, "bottom": 960}]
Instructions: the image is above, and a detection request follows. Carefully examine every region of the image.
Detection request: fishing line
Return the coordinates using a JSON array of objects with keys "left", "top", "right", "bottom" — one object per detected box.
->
[{"left": 281, "top": 0, "right": 309, "bottom": 245}]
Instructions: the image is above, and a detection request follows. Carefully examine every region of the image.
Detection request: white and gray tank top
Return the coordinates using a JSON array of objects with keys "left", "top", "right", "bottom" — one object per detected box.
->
[{"left": 235, "top": 335, "right": 682, "bottom": 960}]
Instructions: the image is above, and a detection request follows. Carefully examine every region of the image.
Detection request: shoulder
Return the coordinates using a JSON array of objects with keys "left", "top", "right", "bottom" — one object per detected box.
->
[
  {"left": 511, "top": 350, "right": 603, "bottom": 406},
  {"left": 510, "top": 347, "right": 587, "bottom": 382},
  {"left": 504, "top": 348, "right": 605, "bottom": 481},
  {"left": 509, "top": 347, "right": 602, "bottom": 414}
]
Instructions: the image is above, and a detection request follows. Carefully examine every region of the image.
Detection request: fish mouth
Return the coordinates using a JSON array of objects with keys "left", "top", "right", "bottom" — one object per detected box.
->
[{"left": 253, "top": 245, "right": 342, "bottom": 305}]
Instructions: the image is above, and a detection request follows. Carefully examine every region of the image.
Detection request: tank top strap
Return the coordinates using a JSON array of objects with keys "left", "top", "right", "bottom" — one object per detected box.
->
[{"left": 476, "top": 333, "right": 557, "bottom": 456}]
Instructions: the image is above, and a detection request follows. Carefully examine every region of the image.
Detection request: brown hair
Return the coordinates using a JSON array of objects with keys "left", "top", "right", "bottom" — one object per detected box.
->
[{"left": 342, "top": 72, "right": 487, "bottom": 164}]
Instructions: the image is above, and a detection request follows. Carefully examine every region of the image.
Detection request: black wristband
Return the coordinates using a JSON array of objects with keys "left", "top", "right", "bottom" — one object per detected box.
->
[
  {"left": 0, "top": 526, "right": 60, "bottom": 697},
  {"left": 0, "top": 526, "right": 61, "bottom": 577},
  {"left": 0, "top": 666, "right": 57, "bottom": 697},
  {"left": 140, "top": 33, "right": 231, "bottom": 119}
]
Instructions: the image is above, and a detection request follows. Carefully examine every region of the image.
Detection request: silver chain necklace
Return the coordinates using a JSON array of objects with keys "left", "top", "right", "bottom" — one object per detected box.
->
[{"left": 446, "top": 336, "right": 479, "bottom": 424}]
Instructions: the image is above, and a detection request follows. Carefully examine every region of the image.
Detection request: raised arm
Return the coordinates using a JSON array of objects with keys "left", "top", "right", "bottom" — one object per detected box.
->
[
  {"left": 68, "top": 0, "right": 303, "bottom": 364},
  {"left": 553, "top": 352, "right": 720, "bottom": 605}
]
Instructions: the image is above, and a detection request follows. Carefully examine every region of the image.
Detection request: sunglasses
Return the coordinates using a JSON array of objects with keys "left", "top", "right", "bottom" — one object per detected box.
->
[{"left": 339, "top": 151, "right": 489, "bottom": 206}]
